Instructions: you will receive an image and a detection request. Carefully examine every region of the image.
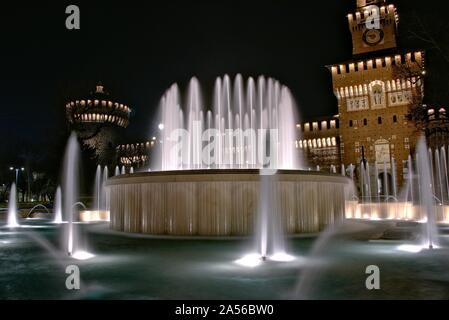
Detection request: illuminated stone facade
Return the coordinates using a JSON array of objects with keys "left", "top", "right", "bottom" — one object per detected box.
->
[
  {"left": 116, "top": 141, "right": 156, "bottom": 168},
  {"left": 423, "top": 107, "right": 449, "bottom": 151},
  {"left": 331, "top": 51, "right": 424, "bottom": 187},
  {"left": 299, "top": 0, "right": 425, "bottom": 189},
  {"left": 296, "top": 116, "right": 340, "bottom": 171}
]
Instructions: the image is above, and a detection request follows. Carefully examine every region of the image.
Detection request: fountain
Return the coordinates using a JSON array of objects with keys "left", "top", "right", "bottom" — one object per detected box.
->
[
  {"left": 102, "top": 166, "right": 109, "bottom": 212},
  {"left": 115, "top": 166, "right": 120, "bottom": 176},
  {"left": 53, "top": 186, "right": 63, "bottom": 223},
  {"left": 62, "top": 133, "right": 93, "bottom": 260},
  {"left": 256, "top": 169, "right": 294, "bottom": 261},
  {"left": 63, "top": 134, "right": 78, "bottom": 256},
  {"left": 383, "top": 161, "right": 389, "bottom": 202},
  {"left": 440, "top": 147, "right": 449, "bottom": 203},
  {"left": 83, "top": 166, "right": 110, "bottom": 222},
  {"left": 407, "top": 155, "right": 414, "bottom": 204},
  {"left": 416, "top": 137, "right": 439, "bottom": 249},
  {"left": 155, "top": 75, "right": 301, "bottom": 171},
  {"left": 93, "top": 165, "right": 102, "bottom": 212},
  {"left": 107, "top": 75, "right": 349, "bottom": 237},
  {"left": 6, "top": 183, "right": 19, "bottom": 228},
  {"left": 391, "top": 157, "right": 397, "bottom": 200},
  {"left": 27, "top": 205, "right": 50, "bottom": 218},
  {"left": 236, "top": 169, "right": 294, "bottom": 265}
]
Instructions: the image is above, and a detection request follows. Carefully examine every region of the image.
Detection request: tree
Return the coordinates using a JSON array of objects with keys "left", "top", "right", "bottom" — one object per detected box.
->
[
  {"left": 394, "top": 7, "right": 449, "bottom": 132},
  {"left": 401, "top": 9, "right": 449, "bottom": 105}
]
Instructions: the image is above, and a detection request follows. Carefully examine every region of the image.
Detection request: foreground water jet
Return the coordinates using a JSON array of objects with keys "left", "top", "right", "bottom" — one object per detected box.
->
[
  {"left": 257, "top": 170, "right": 286, "bottom": 259},
  {"left": 416, "top": 137, "right": 439, "bottom": 249},
  {"left": 7, "top": 183, "right": 19, "bottom": 228},
  {"left": 62, "top": 133, "right": 93, "bottom": 259},
  {"left": 236, "top": 170, "right": 295, "bottom": 266},
  {"left": 63, "top": 134, "right": 78, "bottom": 256}
]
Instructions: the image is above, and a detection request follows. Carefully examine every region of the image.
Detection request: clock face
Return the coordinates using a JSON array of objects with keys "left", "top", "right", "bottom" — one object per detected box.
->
[{"left": 363, "top": 29, "right": 384, "bottom": 46}]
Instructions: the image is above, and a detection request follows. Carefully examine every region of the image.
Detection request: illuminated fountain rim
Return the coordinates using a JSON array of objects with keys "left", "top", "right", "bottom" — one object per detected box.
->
[
  {"left": 106, "top": 169, "right": 349, "bottom": 236},
  {"left": 107, "top": 168, "right": 348, "bottom": 183}
]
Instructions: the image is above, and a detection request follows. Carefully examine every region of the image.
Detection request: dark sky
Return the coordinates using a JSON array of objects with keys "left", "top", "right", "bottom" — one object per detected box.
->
[{"left": 0, "top": 0, "right": 446, "bottom": 156}]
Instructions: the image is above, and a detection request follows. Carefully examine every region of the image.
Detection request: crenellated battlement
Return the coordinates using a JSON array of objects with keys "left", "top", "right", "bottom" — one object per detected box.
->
[
  {"left": 334, "top": 76, "right": 422, "bottom": 100},
  {"left": 329, "top": 51, "right": 424, "bottom": 76},
  {"left": 348, "top": 4, "right": 397, "bottom": 25}
]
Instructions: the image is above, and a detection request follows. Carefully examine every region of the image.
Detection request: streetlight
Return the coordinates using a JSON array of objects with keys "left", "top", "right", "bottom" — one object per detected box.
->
[{"left": 9, "top": 166, "right": 24, "bottom": 186}]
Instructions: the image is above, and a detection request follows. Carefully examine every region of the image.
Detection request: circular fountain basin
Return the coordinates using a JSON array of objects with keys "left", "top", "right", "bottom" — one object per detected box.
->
[{"left": 106, "top": 169, "right": 350, "bottom": 236}]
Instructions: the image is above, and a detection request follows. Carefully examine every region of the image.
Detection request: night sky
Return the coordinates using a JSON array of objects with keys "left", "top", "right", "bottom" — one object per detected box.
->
[{"left": 0, "top": 0, "right": 447, "bottom": 163}]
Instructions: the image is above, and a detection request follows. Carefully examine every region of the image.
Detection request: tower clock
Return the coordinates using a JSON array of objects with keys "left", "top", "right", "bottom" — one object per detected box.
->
[{"left": 349, "top": 0, "right": 398, "bottom": 56}]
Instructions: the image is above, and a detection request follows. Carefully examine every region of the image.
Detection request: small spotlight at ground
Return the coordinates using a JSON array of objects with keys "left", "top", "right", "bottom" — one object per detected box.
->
[
  {"left": 235, "top": 252, "right": 296, "bottom": 267},
  {"left": 71, "top": 251, "right": 95, "bottom": 260},
  {"left": 235, "top": 254, "right": 262, "bottom": 268},
  {"left": 270, "top": 252, "right": 295, "bottom": 262},
  {"left": 397, "top": 244, "right": 424, "bottom": 253},
  {"left": 397, "top": 243, "right": 441, "bottom": 253}
]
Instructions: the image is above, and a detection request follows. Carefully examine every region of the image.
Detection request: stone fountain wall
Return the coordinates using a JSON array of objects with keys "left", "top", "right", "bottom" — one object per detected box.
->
[{"left": 107, "top": 170, "right": 349, "bottom": 236}]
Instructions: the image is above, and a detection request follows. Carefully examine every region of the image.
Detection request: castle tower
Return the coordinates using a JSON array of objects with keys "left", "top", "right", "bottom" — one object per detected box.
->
[
  {"left": 350, "top": 0, "right": 399, "bottom": 56},
  {"left": 328, "top": 0, "right": 425, "bottom": 194},
  {"left": 65, "top": 83, "right": 132, "bottom": 166}
]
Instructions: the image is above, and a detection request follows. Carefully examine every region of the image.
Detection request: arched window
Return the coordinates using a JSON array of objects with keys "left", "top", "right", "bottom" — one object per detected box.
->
[
  {"left": 378, "top": 117, "right": 382, "bottom": 124},
  {"left": 349, "top": 120, "right": 353, "bottom": 127},
  {"left": 363, "top": 119, "right": 368, "bottom": 126},
  {"left": 393, "top": 115, "right": 397, "bottom": 123}
]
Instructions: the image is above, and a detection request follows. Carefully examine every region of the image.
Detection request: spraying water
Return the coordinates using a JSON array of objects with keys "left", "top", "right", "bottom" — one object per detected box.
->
[
  {"left": 62, "top": 134, "right": 94, "bottom": 260},
  {"left": 256, "top": 170, "right": 286, "bottom": 258},
  {"left": 27, "top": 204, "right": 50, "bottom": 218},
  {"left": 383, "top": 161, "right": 389, "bottom": 201},
  {"left": 93, "top": 165, "right": 102, "bottom": 211},
  {"left": 102, "top": 166, "right": 109, "bottom": 211},
  {"left": 440, "top": 147, "right": 449, "bottom": 203},
  {"left": 407, "top": 155, "right": 414, "bottom": 204},
  {"left": 93, "top": 166, "right": 110, "bottom": 212},
  {"left": 156, "top": 75, "right": 303, "bottom": 171},
  {"left": 63, "top": 134, "right": 79, "bottom": 255},
  {"left": 236, "top": 170, "right": 294, "bottom": 266},
  {"left": 7, "top": 183, "right": 19, "bottom": 228},
  {"left": 416, "top": 137, "right": 438, "bottom": 249},
  {"left": 53, "top": 186, "right": 63, "bottom": 223},
  {"left": 391, "top": 158, "right": 397, "bottom": 200}
]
